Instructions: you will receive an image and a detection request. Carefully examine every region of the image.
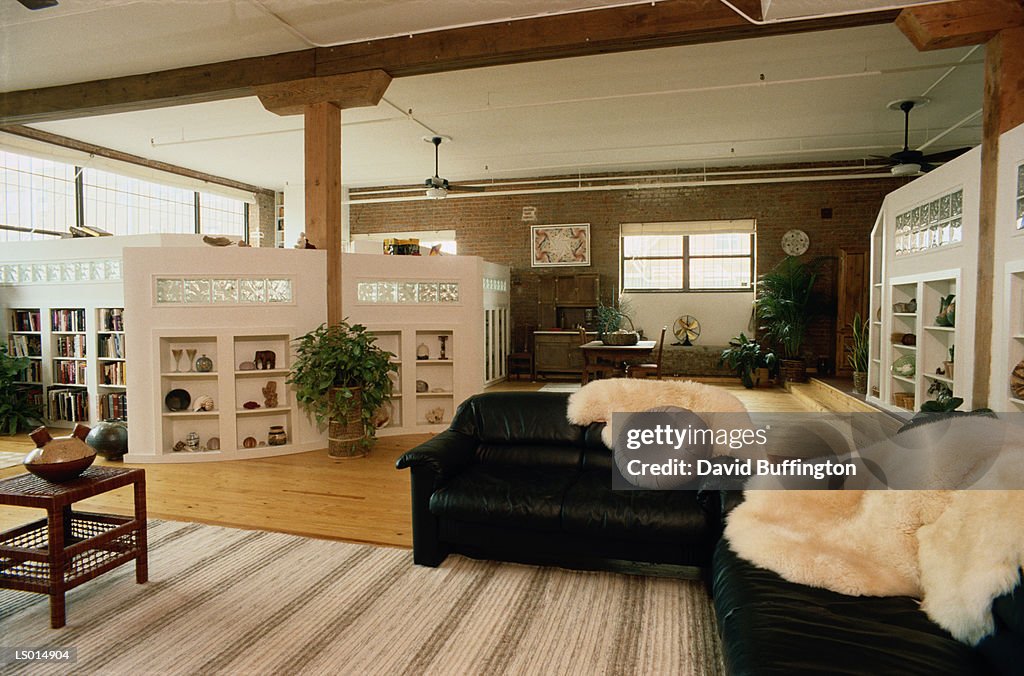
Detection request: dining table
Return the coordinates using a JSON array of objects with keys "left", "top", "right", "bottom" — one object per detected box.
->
[{"left": 579, "top": 339, "right": 657, "bottom": 384}]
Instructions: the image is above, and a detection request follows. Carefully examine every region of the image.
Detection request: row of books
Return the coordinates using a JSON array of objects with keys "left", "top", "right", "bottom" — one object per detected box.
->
[
  {"left": 10, "top": 309, "right": 40, "bottom": 332},
  {"left": 55, "top": 334, "right": 88, "bottom": 358},
  {"left": 99, "top": 333, "right": 126, "bottom": 359},
  {"left": 99, "top": 392, "right": 128, "bottom": 421},
  {"left": 53, "top": 360, "right": 88, "bottom": 385},
  {"left": 51, "top": 308, "right": 87, "bottom": 333},
  {"left": 15, "top": 360, "right": 42, "bottom": 383},
  {"left": 99, "top": 308, "right": 125, "bottom": 333},
  {"left": 7, "top": 334, "right": 42, "bottom": 357},
  {"left": 48, "top": 387, "right": 89, "bottom": 422},
  {"left": 100, "top": 361, "right": 126, "bottom": 386}
]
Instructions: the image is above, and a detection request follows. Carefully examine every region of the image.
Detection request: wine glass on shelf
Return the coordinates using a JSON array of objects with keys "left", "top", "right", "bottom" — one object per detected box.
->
[
  {"left": 185, "top": 348, "right": 198, "bottom": 373},
  {"left": 171, "top": 348, "right": 183, "bottom": 373}
]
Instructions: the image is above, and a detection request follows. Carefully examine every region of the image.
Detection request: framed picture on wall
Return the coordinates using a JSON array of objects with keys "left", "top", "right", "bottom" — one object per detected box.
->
[{"left": 531, "top": 223, "right": 591, "bottom": 267}]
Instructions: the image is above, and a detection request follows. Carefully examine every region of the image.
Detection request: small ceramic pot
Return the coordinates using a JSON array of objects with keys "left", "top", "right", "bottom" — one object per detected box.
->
[
  {"left": 268, "top": 426, "right": 287, "bottom": 446},
  {"left": 195, "top": 354, "right": 213, "bottom": 372}
]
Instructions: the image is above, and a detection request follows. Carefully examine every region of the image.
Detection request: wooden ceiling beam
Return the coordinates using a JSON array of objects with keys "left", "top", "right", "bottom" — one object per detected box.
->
[
  {"left": 0, "top": 0, "right": 897, "bottom": 125},
  {"left": 895, "top": 0, "right": 1024, "bottom": 50},
  {"left": 255, "top": 70, "right": 392, "bottom": 116}
]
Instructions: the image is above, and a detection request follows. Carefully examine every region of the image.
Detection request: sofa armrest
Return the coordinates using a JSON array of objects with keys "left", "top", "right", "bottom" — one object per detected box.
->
[{"left": 395, "top": 429, "right": 477, "bottom": 480}]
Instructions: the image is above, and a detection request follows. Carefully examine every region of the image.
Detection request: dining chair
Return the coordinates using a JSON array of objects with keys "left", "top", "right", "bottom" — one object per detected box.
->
[
  {"left": 507, "top": 324, "right": 536, "bottom": 380},
  {"left": 627, "top": 326, "right": 667, "bottom": 379}
]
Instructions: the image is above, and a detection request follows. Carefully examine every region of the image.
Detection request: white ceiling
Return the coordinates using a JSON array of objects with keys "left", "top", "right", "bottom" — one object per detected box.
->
[{"left": 1, "top": 1, "right": 982, "bottom": 191}]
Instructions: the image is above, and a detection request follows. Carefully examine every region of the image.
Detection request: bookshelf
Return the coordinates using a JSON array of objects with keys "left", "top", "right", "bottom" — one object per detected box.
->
[
  {"left": 48, "top": 307, "right": 89, "bottom": 424},
  {"left": 97, "top": 307, "right": 127, "bottom": 421}
]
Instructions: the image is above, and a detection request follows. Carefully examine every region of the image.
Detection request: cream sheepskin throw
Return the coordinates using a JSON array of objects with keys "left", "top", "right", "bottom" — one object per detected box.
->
[
  {"left": 565, "top": 378, "right": 749, "bottom": 451},
  {"left": 726, "top": 415, "right": 1024, "bottom": 645}
]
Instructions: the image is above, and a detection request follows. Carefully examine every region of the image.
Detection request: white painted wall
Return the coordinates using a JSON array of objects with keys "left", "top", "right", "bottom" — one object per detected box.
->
[
  {"left": 990, "top": 122, "right": 1024, "bottom": 411},
  {"left": 283, "top": 181, "right": 306, "bottom": 248},
  {"left": 621, "top": 291, "right": 754, "bottom": 346}
]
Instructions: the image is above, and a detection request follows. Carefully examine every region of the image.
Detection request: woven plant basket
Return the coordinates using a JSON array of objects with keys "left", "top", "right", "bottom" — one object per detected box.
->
[
  {"left": 327, "top": 387, "right": 366, "bottom": 459},
  {"left": 601, "top": 314, "right": 639, "bottom": 346},
  {"left": 779, "top": 359, "right": 807, "bottom": 383}
]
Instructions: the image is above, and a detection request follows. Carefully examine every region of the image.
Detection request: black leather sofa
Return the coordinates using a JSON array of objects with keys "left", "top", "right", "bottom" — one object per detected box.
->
[{"left": 395, "top": 391, "right": 721, "bottom": 572}]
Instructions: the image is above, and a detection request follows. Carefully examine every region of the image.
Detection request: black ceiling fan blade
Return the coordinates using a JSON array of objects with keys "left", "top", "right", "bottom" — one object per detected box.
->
[
  {"left": 920, "top": 146, "right": 973, "bottom": 163},
  {"left": 15, "top": 0, "right": 59, "bottom": 9},
  {"left": 919, "top": 162, "right": 937, "bottom": 173}
]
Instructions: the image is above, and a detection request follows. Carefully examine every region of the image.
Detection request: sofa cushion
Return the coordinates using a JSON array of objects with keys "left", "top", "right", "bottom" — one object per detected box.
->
[
  {"left": 475, "top": 443, "right": 582, "bottom": 469},
  {"left": 429, "top": 464, "right": 577, "bottom": 531},
  {"left": 712, "top": 539, "right": 989, "bottom": 675},
  {"left": 561, "top": 470, "right": 713, "bottom": 543},
  {"left": 451, "top": 391, "right": 584, "bottom": 446}
]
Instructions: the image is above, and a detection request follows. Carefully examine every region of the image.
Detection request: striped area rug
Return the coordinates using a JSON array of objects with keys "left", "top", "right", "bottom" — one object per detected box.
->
[{"left": 0, "top": 521, "right": 724, "bottom": 675}]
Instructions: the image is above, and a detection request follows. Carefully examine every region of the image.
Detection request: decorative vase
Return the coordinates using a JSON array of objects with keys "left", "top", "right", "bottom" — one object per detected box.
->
[
  {"left": 327, "top": 386, "right": 366, "bottom": 459},
  {"left": 195, "top": 354, "right": 213, "bottom": 372},
  {"left": 24, "top": 424, "right": 96, "bottom": 482},
  {"left": 416, "top": 343, "right": 430, "bottom": 360},
  {"left": 85, "top": 421, "right": 128, "bottom": 460},
  {"left": 268, "top": 425, "right": 287, "bottom": 446},
  {"left": 852, "top": 371, "right": 867, "bottom": 395},
  {"left": 943, "top": 361, "right": 955, "bottom": 380}
]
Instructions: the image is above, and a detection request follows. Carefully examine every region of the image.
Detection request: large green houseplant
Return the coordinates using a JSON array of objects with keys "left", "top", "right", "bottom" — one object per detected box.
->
[
  {"left": 0, "top": 345, "right": 42, "bottom": 435},
  {"left": 719, "top": 333, "right": 776, "bottom": 389},
  {"left": 755, "top": 256, "right": 823, "bottom": 383},
  {"left": 288, "top": 321, "right": 397, "bottom": 458}
]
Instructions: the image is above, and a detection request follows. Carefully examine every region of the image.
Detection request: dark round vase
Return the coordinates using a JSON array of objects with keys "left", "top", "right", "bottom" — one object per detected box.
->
[{"left": 85, "top": 421, "right": 129, "bottom": 460}]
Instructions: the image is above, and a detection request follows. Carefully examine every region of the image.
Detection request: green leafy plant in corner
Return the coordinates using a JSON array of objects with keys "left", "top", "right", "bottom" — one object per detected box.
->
[
  {"left": 288, "top": 321, "right": 397, "bottom": 450},
  {"left": 719, "top": 333, "right": 776, "bottom": 389},
  {"left": 755, "top": 256, "right": 824, "bottom": 360},
  {"left": 847, "top": 312, "right": 870, "bottom": 373},
  {"left": 0, "top": 345, "right": 43, "bottom": 435}
]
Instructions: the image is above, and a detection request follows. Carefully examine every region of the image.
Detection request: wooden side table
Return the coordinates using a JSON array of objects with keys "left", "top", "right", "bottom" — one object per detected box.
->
[{"left": 0, "top": 466, "right": 147, "bottom": 628}]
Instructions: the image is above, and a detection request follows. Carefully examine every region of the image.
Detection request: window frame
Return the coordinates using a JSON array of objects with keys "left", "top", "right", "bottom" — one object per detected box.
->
[{"left": 620, "top": 232, "right": 756, "bottom": 293}]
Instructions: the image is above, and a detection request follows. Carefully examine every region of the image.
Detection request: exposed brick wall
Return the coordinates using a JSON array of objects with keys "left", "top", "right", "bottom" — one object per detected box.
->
[
  {"left": 252, "top": 191, "right": 276, "bottom": 248},
  {"left": 350, "top": 176, "right": 899, "bottom": 366}
]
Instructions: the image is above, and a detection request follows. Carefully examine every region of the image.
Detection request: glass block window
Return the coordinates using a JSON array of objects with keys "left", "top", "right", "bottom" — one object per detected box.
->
[
  {"left": 0, "top": 259, "right": 121, "bottom": 286},
  {"left": 483, "top": 278, "right": 508, "bottom": 292},
  {"left": 0, "top": 150, "right": 76, "bottom": 242},
  {"left": 82, "top": 168, "right": 194, "bottom": 235},
  {"left": 894, "top": 188, "right": 963, "bottom": 256},
  {"left": 1016, "top": 164, "right": 1023, "bottom": 230},
  {"left": 155, "top": 277, "right": 292, "bottom": 305},
  {"left": 356, "top": 281, "right": 461, "bottom": 304},
  {"left": 199, "top": 192, "right": 246, "bottom": 238}
]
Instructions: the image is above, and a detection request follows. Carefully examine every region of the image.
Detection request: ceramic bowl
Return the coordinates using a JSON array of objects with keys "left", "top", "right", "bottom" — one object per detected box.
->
[
  {"left": 165, "top": 388, "right": 191, "bottom": 412},
  {"left": 24, "top": 454, "right": 95, "bottom": 483}
]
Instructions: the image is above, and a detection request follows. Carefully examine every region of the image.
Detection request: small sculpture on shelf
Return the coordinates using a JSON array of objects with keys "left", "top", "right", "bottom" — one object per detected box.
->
[
  {"left": 254, "top": 350, "right": 276, "bottom": 370},
  {"left": 438, "top": 335, "right": 448, "bottom": 360},
  {"left": 242, "top": 436, "right": 257, "bottom": 449},
  {"left": 425, "top": 407, "right": 444, "bottom": 424},
  {"left": 207, "top": 436, "right": 220, "bottom": 451},
  {"left": 935, "top": 294, "right": 956, "bottom": 327},
  {"left": 416, "top": 343, "right": 430, "bottom": 360},
  {"left": 185, "top": 431, "right": 200, "bottom": 452},
  {"left": 242, "top": 400, "right": 261, "bottom": 410},
  {"left": 263, "top": 381, "right": 278, "bottom": 408},
  {"left": 416, "top": 380, "right": 429, "bottom": 393}
]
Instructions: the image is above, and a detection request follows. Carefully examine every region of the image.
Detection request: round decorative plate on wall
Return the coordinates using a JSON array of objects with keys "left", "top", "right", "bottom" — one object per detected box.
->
[{"left": 781, "top": 229, "right": 810, "bottom": 256}]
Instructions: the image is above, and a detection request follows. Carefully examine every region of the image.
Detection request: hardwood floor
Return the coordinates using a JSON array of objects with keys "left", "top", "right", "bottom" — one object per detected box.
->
[{"left": 0, "top": 381, "right": 808, "bottom": 545}]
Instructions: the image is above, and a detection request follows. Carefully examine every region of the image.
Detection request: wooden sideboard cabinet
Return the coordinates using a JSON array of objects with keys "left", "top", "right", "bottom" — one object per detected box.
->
[
  {"left": 534, "top": 273, "right": 601, "bottom": 329},
  {"left": 534, "top": 331, "right": 594, "bottom": 377}
]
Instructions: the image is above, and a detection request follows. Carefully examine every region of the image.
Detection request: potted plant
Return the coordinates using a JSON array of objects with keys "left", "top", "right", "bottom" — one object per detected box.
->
[
  {"left": 288, "top": 321, "right": 397, "bottom": 459},
  {"left": 755, "top": 256, "right": 822, "bottom": 383},
  {"left": 0, "top": 345, "right": 43, "bottom": 435},
  {"left": 719, "top": 333, "right": 776, "bottom": 389},
  {"left": 847, "top": 312, "right": 869, "bottom": 394}
]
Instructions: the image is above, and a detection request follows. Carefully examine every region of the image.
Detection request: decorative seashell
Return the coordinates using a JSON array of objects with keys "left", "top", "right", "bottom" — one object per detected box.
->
[
  {"left": 1011, "top": 360, "right": 1024, "bottom": 398},
  {"left": 193, "top": 394, "right": 215, "bottom": 411},
  {"left": 207, "top": 437, "right": 220, "bottom": 451},
  {"left": 242, "top": 436, "right": 257, "bottom": 449},
  {"left": 416, "top": 380, "right": 429, "bottom": 393},
  {"left": 239, "top": 361, "right": 256, "bottom": 371}
]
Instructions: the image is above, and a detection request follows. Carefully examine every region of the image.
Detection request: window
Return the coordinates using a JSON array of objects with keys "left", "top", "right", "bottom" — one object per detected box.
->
[
  {"left": 0, "top": 150, "right": 76, "bottom": 242},
  {"left": 621, "top": 221, "right": 755, "bottom": 292},
  {"left": 198, "top": 192, "right": 247, "bottom": 239},
  {"left": 82, "top": 168, "right": 195, "bottom": 236}
]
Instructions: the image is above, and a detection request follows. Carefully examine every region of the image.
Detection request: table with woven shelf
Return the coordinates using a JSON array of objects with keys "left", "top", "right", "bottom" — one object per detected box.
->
[{"left": 0, "top": 466, "right": 147, "bottom": 628}]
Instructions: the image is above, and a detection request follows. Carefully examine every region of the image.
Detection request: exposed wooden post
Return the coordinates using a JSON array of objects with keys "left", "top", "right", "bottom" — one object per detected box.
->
[
  {"left": 974, "top": 26, "right": 1024, "bottom": 407},
  {"left": 304, "top": 101, "right": 343, "bottom": 325}
]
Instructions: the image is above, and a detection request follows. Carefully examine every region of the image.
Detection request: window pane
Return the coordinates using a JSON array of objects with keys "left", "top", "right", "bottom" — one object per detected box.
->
[
  {"left": 0, "top": 150, "right": 75, "bottom": 242},
  {"left": 623, "top": 258, "right": 683, "bottom": 289},
  {"left": 82, "top": 168, "right": 195, "bottom": 236},
  {"left": 690, "top": 257, "right": 752, "bottom": 289},
  {"left": 199, "top": 192, "right": 247, "bottom": 239},
  {"left": 689, "top": 233, "right": 751, "bottom": 255},
  {"left": 622, "top": 235, "right": 683, "bottom": 257}
]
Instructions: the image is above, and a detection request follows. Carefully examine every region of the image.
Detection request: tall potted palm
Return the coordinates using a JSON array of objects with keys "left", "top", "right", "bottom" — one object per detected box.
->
[
  {"left": 756, "top": 256, "right": 822, "bottom": 383},
  {"left": 847, "top": 312, "right": 870, "bottom": 394},
  {"left": 288, "top": 321, "right": 397, "bottom": 459}
]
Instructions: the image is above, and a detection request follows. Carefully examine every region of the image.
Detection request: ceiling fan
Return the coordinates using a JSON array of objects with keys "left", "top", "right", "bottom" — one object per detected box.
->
[
  {"left": 13, "top": 0, "right": 59, "bottom": 9},
  {"left": 877, "top": 98, "right": 972, "bottom": 176},
  {"left": 423, "top": 136, "right": 484, "bottom": 199}
]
